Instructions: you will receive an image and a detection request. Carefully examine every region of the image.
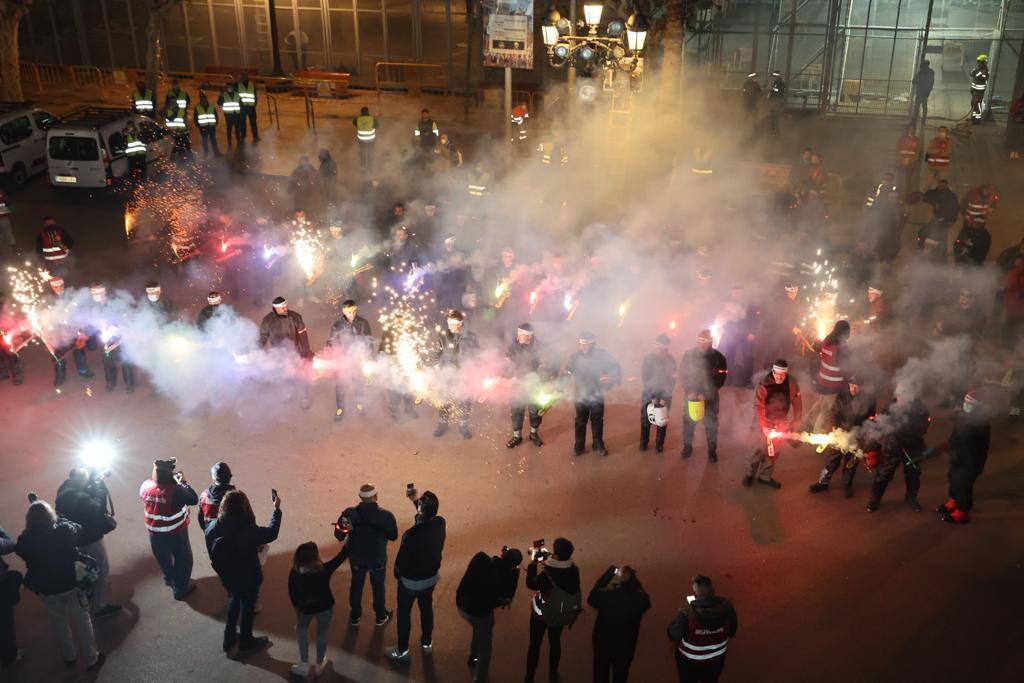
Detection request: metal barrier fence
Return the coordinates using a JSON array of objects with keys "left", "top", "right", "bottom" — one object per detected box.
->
[
  {"left": 70, "top": 66, "right": 105, "bottom": 100},
  {"left": 374, "top": 61, "right": 448, "bottom": 110}
]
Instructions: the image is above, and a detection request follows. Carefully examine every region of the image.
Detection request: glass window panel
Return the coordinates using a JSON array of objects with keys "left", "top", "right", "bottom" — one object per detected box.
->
[
  {"left": 329, "top": 10, "right": 359, "bottom": 72},
  {"left": 330, "top": 0, "right": 355, "bottom": 9},
  {"left": 297, "top": 10, "right": 327, "bottom": 69},
  {"left": 242, "top": 6, "right": 273, "bottom": 73},
  {"left": 421, "top": 11, "right": 449, "bottom": 63},
  {"left": 105, "top": 0, "right": 139, "bottom": 68},
  {"left": 386, "top": 12, "right": 415, "bottom": 60},
  {"left": 213, "top": 5, "right": 241, "bottom": 50}
]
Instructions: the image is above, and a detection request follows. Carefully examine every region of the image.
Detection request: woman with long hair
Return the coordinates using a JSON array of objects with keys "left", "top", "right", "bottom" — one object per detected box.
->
[
  {"left": 288, "top": 537, "right": 350, "bottom": 676},
  {"left": 15, "top": 501, "right": 104, "bottom": 672},
  {"left": 204, "top": 490, "right": 282, "bottom": 653}
]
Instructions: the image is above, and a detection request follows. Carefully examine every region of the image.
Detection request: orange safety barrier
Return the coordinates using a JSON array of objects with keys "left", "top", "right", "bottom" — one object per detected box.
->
[{"left": 375, "top": 61, "right": 448, "bottom": 109}]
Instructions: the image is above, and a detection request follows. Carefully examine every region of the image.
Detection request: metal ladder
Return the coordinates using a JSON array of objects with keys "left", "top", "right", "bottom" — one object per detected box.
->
[{"left": 605, "top": 83, "right": 633, "bottom": 161}]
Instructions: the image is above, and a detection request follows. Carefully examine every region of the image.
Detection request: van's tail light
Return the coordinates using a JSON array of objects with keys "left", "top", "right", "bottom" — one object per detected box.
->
[{"left": 102, "top": 148, "right": 110, "bottom": 165}]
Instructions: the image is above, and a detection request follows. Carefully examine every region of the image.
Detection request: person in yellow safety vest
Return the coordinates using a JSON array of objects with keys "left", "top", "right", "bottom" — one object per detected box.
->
[
  {"left": 510, "top": 104, "right": 529, "bottom": 143},
  {"left": 691, "top": 145, "right": 713, "bottom": 175},
  {"left": 123, "top": 120, "right": 147, "bottom": 183},
  {"left": 236, "top": 72, "right": 259, "bottom": 143},
  {"left": 131, "top": 80, "right": 155, "bottom": 116},
  {"left": 468, "top": 163, "right": 490, "bottom": 197},
  {"left": 164, "top": 78, "right": 191, "bottom": 113},
  {"left": 969, "top": 55, "right": 988, "bottom": 123},
  {"left": 536, "top": 140, "right": 568, "bottom": 166},
  {"left": 436, "top": 133, "right": 463, "bottom": 168},
  {"left": 218, "top": 83, "right": 243, "bottom": 150},
  {"left": 162, "top": 103, "right": 192, "bottom": 158},
  {"left": 415, "top": 108, "right": 439, "bottom": 152},
  {"left": 352, "top": 106, "right": 379, "bottom": 173},
  {"left": 193, "top": 91, "right": 221, "bottom": 157}
]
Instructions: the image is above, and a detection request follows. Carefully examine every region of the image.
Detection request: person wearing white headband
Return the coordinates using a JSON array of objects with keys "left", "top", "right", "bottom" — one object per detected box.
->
[
  {"left": 258, "top": 297, "right": 313, "bottom": 404},
  {"left": 326, "top": 299, "right": 373, "bottom": 422},
  {"left": 680, "top": 330, "right": 727, "bottom": 461},
  {"left": 49, "top": 276, "right": 66, "bottom": 295},
  {"left": 432, "top": 309, "right": 479, "bottom": 439},
  {"left": 865, "top": 286, "right": 891, "bottom": 325},
  {"left": 743, "top": 359, "right": 802, "bottom": 489},
  {"left": 334, "top": 484, "right": 397, "bottom": 627},
  {"left": 144, "top": 281, "right": 177, "bottom": 320},
  {"left": 89, "top": 283, "right": 107, "bottom": 304},
  {"left": 568, "top": 331, "right": 621, "bottom": 457},
  {"left": 938, "top": 390, "right": 991, "bottom": 524},
  {"left": 505, "top": 323, "right": 553, "bottom": 449},
  {"left": 197, "top": 291, "right": 225, "bottom": 330},
  {"left": 47, "top": 277, "right": 95, "bottom": 385}
]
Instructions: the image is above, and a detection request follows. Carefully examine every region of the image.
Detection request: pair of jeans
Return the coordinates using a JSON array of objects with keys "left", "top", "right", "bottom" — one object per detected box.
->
[
  {"left": 296, "top": 607, "right": 333, "bottom": 664},
  {"left": 674, "top": 649, "right": 725, "bottom": 682},
  {"left": 0, "top": 590, "right": 17, "bottom": 665},
  {"left": 396, "top": 582, "right": 434, "bottom": 652},
  {"left": 358, "top": 142, "right": 374, "bottom": 172},
  {"left": 349, "top": 565, "right": 387, "bottom": 620},
  {"left": 199, "top": 127, "right": 221, "bottom": 156},
  {"left": 38, "top": 588, "right": 98, "bottom": 665},
  {"left": 594, "top": 646, "right": 635, "bottom": 683},
  {"left": 225, "top": 583, "right": 260, "bottom": 642},
  {"left": 574, "top": 400, "right": 605, "bottom": 449},
  {"left": 525, "top": 614, "right": 563, "bottom": 681},
  {"left": 149, "top": 531, "right": 193, "bottom": 598},
  {"left": 81, "top": 539, "right": 109, "bottom": 612},
  {"left": 458, "top": 608, "right": 494, "bottom": 682}
]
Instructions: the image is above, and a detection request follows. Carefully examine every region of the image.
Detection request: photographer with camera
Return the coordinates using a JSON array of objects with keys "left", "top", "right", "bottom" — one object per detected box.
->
[
  {"left": 15, "top": 500, "right": 105, "bottom": 672},
  {"left": 139, "top": 458, "right": 199, "bottom": 600},
  {"left": 0, "top": 525, "right": 21, "bottom": 669},
  {"left": 335, "top": 483, "right": 397, "bottom": 627},
  {"left": 525, "top": 537, "right": 582, "bottom": 683},
  {"left": 587, "top": 565, "right": 651, "bottom": 683},
  {"left": 386, "top": 486, "right": 446, "bottom": 663},
  {"left": 55, "top": 468, "right": 122, "bottom": 619},
  {"left": 456, "top": 545, "right": 523, "bottom": 682},
  {"left": 204, "top": 490, "right": 282, "bottom": 653}
]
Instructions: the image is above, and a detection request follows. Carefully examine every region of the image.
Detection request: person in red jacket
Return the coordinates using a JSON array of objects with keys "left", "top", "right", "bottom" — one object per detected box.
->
[
  {"left": 1002, "top": 256, "right": 1024, "bottom": 348},
  {"left": 804, "top": 320, "right": 851, "bottom": 433},
  {"left": 139, "top": 458, "right": 199, "bottom": 600},
  {"left": 198, "top": 462, "right": 235, "bottom": 530},
  {"left": 961, "top": 183, "right": 998, "bottom": 228},
  {"left": 897, "top": 124, "right": 920, "bottom": 192},
  {"left": 743, "top": 359, "right": 802, "bottom": 489},
  {"left": 667, "top": 575, "right": 738, "bottom": 683}
]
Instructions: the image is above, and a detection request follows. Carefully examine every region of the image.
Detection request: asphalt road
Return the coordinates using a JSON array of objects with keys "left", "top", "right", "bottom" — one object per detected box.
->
[{"left": 2, "top": 167, "right": 1023, "bottom": 683}]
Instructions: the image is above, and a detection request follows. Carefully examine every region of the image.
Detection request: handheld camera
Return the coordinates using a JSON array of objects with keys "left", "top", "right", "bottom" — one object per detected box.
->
[{"left": 529, "top": 539, "right": 549, "bottom": 563}]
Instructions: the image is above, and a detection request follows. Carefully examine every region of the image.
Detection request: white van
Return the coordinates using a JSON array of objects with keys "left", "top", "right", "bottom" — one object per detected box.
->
[
  {"left": 0, "top": 101, "right": 57, "bottom": 189},
  {"left": 46, "top": 107, "right": 174, "bottom": 189}
]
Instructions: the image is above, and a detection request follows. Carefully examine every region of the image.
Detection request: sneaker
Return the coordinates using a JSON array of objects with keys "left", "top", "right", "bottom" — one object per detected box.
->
[
  {"left": 291, "top": 663, "right": 310, "bottom": 677},
  {"left": 314, "top": 658, "right": 330, "bottom": 675},
  {"left": 708, "top": 451, "right": 718, "bottom": 463},
  {"left": 529, "top": 432, "right": 543, "bottom": 447},
  {"left": 905, "top": 496, "right": 922, "bottom": 513},
  {"left": 174, "top": 582, "right": 197, "bottom": 600},
  {"left": 349, "top": 615, "right": 360, "bottom": 626},
  {"left": 681, "top": 447, "right": 693, "bottom": 459},
  {"left": 459, "top": 425, "right": 473, "bottom": 439},
  {"left": 92, "top": 604, "right": 123, "bottom": 619},
  {"left": 421, "top": 642, "right": 433, "bottom": 653},
  {"left": 239, "top": 636, "right": 269, "bottom": 652},
  {"left": 507, "top": 436, "right": 523, "bottom": 448},
  {"left": 866, "top": 497, "right": 880, "bottom": 512},
  {"left": 86, "top": 653, "right": 106, "bottom": 672},
  {"left": 808, "top": 483, "right": 829, "bottom": 494},
  {"left": 594, "top": 443, "right": 608, "bottom": 457},
  {"left": 375, "top": 610, "right": 392, "bottom": 627},
  {"left": 742, "top": 475, "right": 754, "bottom": 487},
  {"left": 335, "top": 408, "right": 344, "bottom": 422},
  {"left": 467, "top": 654, "right": 478, "bottom": 668},
  {"left": 385, "top": 647, "right": 410, "bottom": 662},
  {"left": 639, "top": 441, "right": 648, "bottom": 452},
  {"left": 758, "top": 478, "right": 782, "bottom": 489},
  {"left": 433, "top": 423, "right": 448, "bottom": 437}
]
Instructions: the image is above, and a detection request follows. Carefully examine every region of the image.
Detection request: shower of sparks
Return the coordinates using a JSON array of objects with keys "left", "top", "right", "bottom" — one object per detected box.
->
[
  {"left": 528, "top": 289, "right": 540, "bottom": 315},
  {"left": 6, "top": 263, "right": 57, "bottom": 358},
  {"left": 617, "top": 300, "right": 630, "bottom": 327},
  {"left": 799, "top": 250, "right": 845, "bottom": 340},
  {"left": 290, "top": 223, "right": 325, "bottom": 284}
]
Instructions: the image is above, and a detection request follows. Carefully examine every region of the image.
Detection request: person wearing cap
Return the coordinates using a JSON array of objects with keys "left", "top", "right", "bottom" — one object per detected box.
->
[
  {"left": 566, "top": 331, "right": 622, "bottom": 457},
  {"left": 143, "top": 282, "right": 178, "bottom": 321},
  {"left": 456, "top": 546, "right": 523, "bottom": 681},
  {"left": 139, "top": 458, "right": 199, "bottom": 600},
  {"left": 867, "top": 391, "right": 930, "bottom": 513},
  {"left": 969, "top": 54, "right": 989, "bottom": 122},
  {"left": 259, "top": 297, "right": 314, "bottom": 407},
  {"left": 506, "top": 323, "right": 557, "bottom": 448},
  {"left": 766, "top": 70, "right": 786, "bottom": 135},
  {"left": 326, "top": 300, "right": 373, "bottom": 422},
  {"left": 432, "top": 309, "right": 479, "bottom": 439},
  {"left": 936, "top": 391, "right": 991, "bottom": 524},
  {"left": 679, "top": 330, "right": 728, "bottom": 461},
  {"left": 744, "top": 359, "right": 802, "bottom": 489},
  {"left": 197, "top": 291, "right": 225, "bottom": 331},
  {"left": 742, "top": 72, "right": 761, "bottom": 125},
  {"left": 198, "top": 462, "right": 236, "bottom": 531},
  {"left": 808, "top": 376, "right": 877, "bottom": 496},
  {"left": 336, "top": 485, "right": 397, "bottom": 628},
  {"left": 523, "top": 537, "right": 581, "bottom": 682},
  {"left": 640, "top": 333, "right": 677, "bottom": 453}
]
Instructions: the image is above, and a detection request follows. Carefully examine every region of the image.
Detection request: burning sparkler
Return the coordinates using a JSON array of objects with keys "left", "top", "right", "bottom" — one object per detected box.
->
[
  {"left": 564, "top": 292, "right": 578, "bottom": 321},
  {"left": 528, "top": 289, "right": 540, "bottom": 315},
  {"left": 767, "top": 428, "right": 866, "bottom": 458},
  {"left": 290, "top": 224, "right": 325, "bottom": 284},
  {"left": 494, "top": 281, "right": 510, "bottom": 309},
  {"left": 617, "top": 300, "right": 630, "bottom": 327}
]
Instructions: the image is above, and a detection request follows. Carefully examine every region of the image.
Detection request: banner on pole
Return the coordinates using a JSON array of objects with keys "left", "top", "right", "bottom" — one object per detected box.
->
[{"left": 482, "top": 0, "right": 534, "bottom": 70}]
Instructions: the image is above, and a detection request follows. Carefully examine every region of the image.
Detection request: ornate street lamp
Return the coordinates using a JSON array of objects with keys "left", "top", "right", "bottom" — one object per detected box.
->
[{"left": 541, "top": 3, "right": 649, "bottom": 72}]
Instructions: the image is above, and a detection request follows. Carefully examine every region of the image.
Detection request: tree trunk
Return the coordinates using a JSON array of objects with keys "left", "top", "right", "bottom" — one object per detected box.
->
[
  {"left": 0, "top": 3, "right": 32, "bottom": 102},
  {"left": 145, "top": 8, "right": 162, "bottom": 95},
  {"left": 659, "top": 0, "right": 685, "bottom": 106}
]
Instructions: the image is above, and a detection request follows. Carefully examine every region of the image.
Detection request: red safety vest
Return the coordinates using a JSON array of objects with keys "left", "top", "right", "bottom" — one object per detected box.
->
[
  {"left": 964, "top": 187, "right": 995, "bottom": 220},
  {"left": 817, "top": 341, "right": 844, "bottom": 390},
  {"left": 139, "top": 480, "right": 190, "bottom": 535},
  {"left": 40, "top": 229, "right": 69, "bottom": 261},
  {"left": 897, "top": 135, "right": 919, "bottom": 168},
  {"left": 198, "top": 489, "right": 220, "bottom": 524},
  {"left": 925, "top": 138, "right": 952, "bottom": 168},
  {"left": 678, "top": 614, "right": 731, "bottom": 662}
]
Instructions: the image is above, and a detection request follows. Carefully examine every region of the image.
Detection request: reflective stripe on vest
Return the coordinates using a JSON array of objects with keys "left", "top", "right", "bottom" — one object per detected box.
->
[
  {"left": 468, "top": 183, "right": 487, "bottom": 196},
  {"left": 176, "top": 98, "right": 188, "bottom": 109},
  {"left": 238, "top": 83, "right": 256, "bottom": 105},
  {"left": 970, "top": 82, "right": 987, "bottom": 91},
  {"left": 926, "top": 155, "right": 950, "bottom": 166},
  {"left": 356, "top": 115, "right": 376, "bottom": 141},
  {"left": 125, "top": 137, "right": 147, "bottom": 156},
  {"left": 679, "top": 637, "right": 728, "bottom": 661},
  {"left": 966, "top": 202, "right": 989, "bottom": 217},
  {"left": 133, "top": 90, "right": 154, "bottom": 111},
  {"left": 222, "top": 98, "right": 241, "bottom": 113},
  {"left": 196, "top": 107, "right": 217, "bottom": 127},
  {"left": 140, "top": 482, "right": 191, "bottom": 533},
  {"left": 165, "top": 115, "right": 186, "bottom": 130}
]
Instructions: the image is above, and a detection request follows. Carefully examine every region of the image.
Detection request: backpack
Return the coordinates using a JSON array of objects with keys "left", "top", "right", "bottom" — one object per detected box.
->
[
  {"left": 541, "top": 582, "right": 583, "bottom": 628},
  {"left": 74, "top": 549, "right": 100, "bottom": 592}
]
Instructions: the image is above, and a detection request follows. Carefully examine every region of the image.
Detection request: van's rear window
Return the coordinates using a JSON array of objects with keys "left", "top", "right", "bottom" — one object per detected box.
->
[{"left": 48, "top": 136, "right": 99, "bottom": 161}]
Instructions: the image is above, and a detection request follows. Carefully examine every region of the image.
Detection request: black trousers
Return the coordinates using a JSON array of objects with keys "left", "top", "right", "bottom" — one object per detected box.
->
[
  {"left": 970, "top": 90, "right": 984, "bottom": 120},
  {"left": 199, "top": 127, "right": 220, "bottom": 156},
  {"left": 575, "top": 400, "right": 606, "bottom": 449},
  {"left": 949, "top": 457, "right": 986, "bottom": 512},
  {"left": 102, "top": 349, "right": 134, "bottom": 390},
  {"left": 396, "top": 583, "right": 434, "bottom": 652},
  {"left": 594, "top": 645, "right": 634, "bottom": 683},
  {"left": 0, "top": 587, "right": 17, "bottom": 665},
  {"left": 525, "top": 615, "right": 563, "bottom": 681},
  {"left": 225, "top": 116, "right": 243, "bottom": 146},
  {"left": 871, "top": 444, "right": 922, "bottom": 500},
  {"left": 817, "top": 446, "right": 857, "bottom": 489},
  {"left": 335, "top": 375, "right": 364, "bottom": 410},
  {"left": 224, "top": 583, "right": 259, "bottom": 642},
  {"left": 459, "top": 609, "right": 494, "bottom": 682},
  {"left": 511, "top": 401, "right": 542, "bottom": 433},
  {"left": 682, "top": 396, "right": 720, "bottom": 453},
  {"left": 675, "top": 650, "right": 725, "bottom": 682},
  {"left": 240, "top": 107, "right": 259, "bottom": 140},
  {"left": 0, "top": 351, "right": 23, "bottom": 384}
]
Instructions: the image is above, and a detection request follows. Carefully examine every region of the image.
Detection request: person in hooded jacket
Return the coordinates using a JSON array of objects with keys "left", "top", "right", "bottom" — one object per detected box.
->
[
  {"left": 456, "top": 546, "right": 523, "bottom": 682},
  {"left": 936, "top": 391, "right": 991, "bottom": 524},
  {"left": 667, "top": 575, "right": 737, "bottom": 683},
  {"left": 204, "top": 490, "right": 282, "bottom": 653},
  {"left": 335, "top": 484, "right": 397, "bottom": 627},
  {"left": 808, "top": 376, "right": 877, "bottom": 497},
  {"left": 0, "top": 525, "right": 22, "bottom": 669},
  {"left": 288, "top": 537, "right": 351, "bottom": 677},
  {"left": 587, "top": 565, "right": 651, "bottom": 683},
  {"left": 525, "top": 537, "right": 581, "bottom": 683},
  {"left": 386, "top": 489, "right": 446, "bottom": 663},
  {"left": 318, "top": 149, "right": 338, "bottom": 209},
  {"left": 198, "top": 462, "right": 235, "bottom": 530}
]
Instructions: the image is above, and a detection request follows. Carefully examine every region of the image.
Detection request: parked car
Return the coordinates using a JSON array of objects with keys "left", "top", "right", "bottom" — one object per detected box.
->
[{"left": 0, "top": 101, "right": 57, "bottom": 189}]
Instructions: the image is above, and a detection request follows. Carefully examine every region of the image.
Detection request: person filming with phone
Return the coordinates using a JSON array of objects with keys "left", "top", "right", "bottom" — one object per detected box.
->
[
  {"left": 524, "top": 537, "right": 582, "bottom": 683},
  {"left": 587, "top": 565, "right": 651, "bottom": 683},
  {"left": 667, "top": 575, "right": 737, "bottom": 683},
  {"left": 335, "top": 483, "right": 398, "bottom": 628}
]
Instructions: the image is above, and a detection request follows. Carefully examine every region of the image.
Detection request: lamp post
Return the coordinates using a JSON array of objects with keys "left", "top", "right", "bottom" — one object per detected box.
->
[{"left": 541, "top": 4, "right": 649, "bottom": 79}]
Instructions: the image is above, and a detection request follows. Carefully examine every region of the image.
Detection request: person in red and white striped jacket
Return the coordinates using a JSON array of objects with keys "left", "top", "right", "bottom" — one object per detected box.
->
[
  {"left": 139, "top": 458, "right": 199, "bottom": 600},
  {"left": 667, "top": 575, "right": 738, "bottom": 683}
]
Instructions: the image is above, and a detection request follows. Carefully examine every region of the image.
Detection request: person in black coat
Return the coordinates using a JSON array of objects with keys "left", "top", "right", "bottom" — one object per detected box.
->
[
  {"left": 588, "top": 565, "right": 651, "bottom": 683},
  {"left": 679, "top": 330, "right": 728, "bottom": 461},
  {"left": 937, "top": 391, "right": 992, "bottom": 524},
  {"left": 204, "top": 490, "right": 282, "bottom": 653},
  {"left": 387, "top": 489, "right": 446, "bottom": 662},
  {"left": 288, "top": 538, "right": 351, "bottom": 677},
  {"left": 325, "top": 299, "right": 374, "bottom": 422},
  {"left": 567, "top": 331, "right": 622, "bottom": 457},
  {"left": 525, "top": 537, "right": 582, "bottom": 683},
  {"left": 456, "top": 547, "right": 523, "bottom": 682},
  {"left": 0, "top": 526, "right": 21, "bottom": 669},
  {"left": 335, "top": 484, "right": 398, "bottom": 626},
  {"left": 808, "top": 377, "right": 877, "bottom": 496},
  {"left": 640, "top": 334, "right": 677, "bottom": 453},
  {"left": 953, "top": 219, "right": 991, "bottom": 267}
]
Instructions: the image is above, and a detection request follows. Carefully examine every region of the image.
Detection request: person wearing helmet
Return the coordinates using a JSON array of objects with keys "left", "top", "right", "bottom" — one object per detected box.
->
[
  {"left": 742, "top": 72, "right": 761, "bottom": 126},
  {"left": 937, "top": 391, "right": 991, "bottom": 524},
  {"left": 766, "top": 70, "right": 786, "bottom": 135},
  {"left": 679, "top": 330, "right": 727, "bottom": 462},
  {"left": 969, "top": 54, "right": 989, "bottom": 123},
  {"left": 808, "top": 376, "right": 877, "bottom": 497},
  {"left": 640, "top": 334, "right": 677, "bottom": 453}
]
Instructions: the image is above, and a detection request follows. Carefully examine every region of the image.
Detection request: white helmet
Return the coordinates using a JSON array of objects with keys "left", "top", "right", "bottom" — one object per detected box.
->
[{"left": 646, "top": 402, "right": 669, "bottom": 427}]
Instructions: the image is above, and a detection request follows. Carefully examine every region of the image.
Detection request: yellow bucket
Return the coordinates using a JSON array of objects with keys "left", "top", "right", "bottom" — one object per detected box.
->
[{"left": 688, "top": 400, "right": 705, "bottom": 423}]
